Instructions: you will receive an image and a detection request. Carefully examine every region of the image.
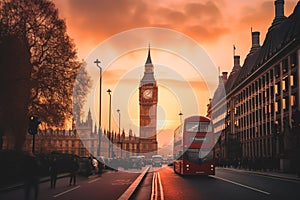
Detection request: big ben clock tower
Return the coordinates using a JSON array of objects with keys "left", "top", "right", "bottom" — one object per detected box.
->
[{"left": 139, "top": 47, "right": 158, "bottom": 141}]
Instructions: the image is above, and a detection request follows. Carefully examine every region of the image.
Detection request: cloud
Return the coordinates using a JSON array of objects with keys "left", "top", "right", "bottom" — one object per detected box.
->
[
  {"left": 53, "top": 0, "right": 229, "bottom": 50},
  {"left": 238, "top": 1, "right": 274, "bottom": 29},
  {"left": 184, "top": 25, "right": 230, "bottom": 43},
  {"left": 184, "top": 1, "right": 222, "bottom": 23}
]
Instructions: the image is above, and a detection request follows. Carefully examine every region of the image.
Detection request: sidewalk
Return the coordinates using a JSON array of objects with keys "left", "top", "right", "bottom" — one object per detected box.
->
[
  {"left": 0, "top": 173, "right": 70, "bottom": 193},
  {"left": 217, "top": 167, "right": 300, "bottom": 181}
]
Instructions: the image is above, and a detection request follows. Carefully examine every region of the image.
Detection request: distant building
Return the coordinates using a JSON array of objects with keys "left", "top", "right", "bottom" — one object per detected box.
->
[
  {"left": 209, "top": 0, "right": 300, "bottom": 172},
  {"left": 20, "top": 47, "right": 161, "bottom": 157}
]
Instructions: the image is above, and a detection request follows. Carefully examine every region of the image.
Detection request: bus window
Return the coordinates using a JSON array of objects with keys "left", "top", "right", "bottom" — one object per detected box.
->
[{"left": 185, "top": 122, "right": 212, "bottom": 132}]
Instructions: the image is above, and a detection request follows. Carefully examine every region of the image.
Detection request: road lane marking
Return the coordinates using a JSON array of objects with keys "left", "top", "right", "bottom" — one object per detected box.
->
[
  {"left": 88, "top": 177, "right": 101, "bottom": 184},
  {"left": 157, "top": 172, "right": 164, "bottom": 200},
  {"left": 151, "top": 172, "right": 164, "bottom": 200},
  {"left": 53, "top": 185, "right": 81, "bottom": 198},
  {"left": 211, "top": 176, "right": 271, "bottom": 195},
  {"left": 151, "top": 172, "right": 157, "bottom": 200}
]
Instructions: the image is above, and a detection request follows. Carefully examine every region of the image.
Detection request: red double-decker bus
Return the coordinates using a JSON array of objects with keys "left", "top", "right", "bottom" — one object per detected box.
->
[{"left": 173, "top": 115, "right": 215, "bottom": 175}]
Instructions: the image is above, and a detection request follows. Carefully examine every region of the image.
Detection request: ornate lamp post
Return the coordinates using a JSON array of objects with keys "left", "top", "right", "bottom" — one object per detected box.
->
[{"left": 94, "top": 59, "right": 102, "bottom": 157}]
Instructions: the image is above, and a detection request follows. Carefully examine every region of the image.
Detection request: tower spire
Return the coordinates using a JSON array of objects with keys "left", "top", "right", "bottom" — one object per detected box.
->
[{"left": 146, "top": 44, "right": 152, "bottom": 64}]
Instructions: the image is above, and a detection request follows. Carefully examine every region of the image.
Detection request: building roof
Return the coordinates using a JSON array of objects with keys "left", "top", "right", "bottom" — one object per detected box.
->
[
  {"left": 225, "top": 63, "right": 242, "bottom": 93},
  {"left": 146, "top": 46, "right": 152, "bottom": 64},
  {"left": 141, "top": 47, "right": 156, "bottom": 86},
  {"left": 233, "top": 1, "right": 300, "bottom": 88}
]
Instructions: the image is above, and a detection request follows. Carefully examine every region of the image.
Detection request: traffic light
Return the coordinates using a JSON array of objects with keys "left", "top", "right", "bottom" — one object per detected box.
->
[{"left": 28, "top": 116, "right": 41, "bottom": 135}]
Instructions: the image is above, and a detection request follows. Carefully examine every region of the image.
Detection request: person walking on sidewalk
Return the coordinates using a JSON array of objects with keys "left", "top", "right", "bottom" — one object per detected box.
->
[
  {"left": 49, "top": 157, "right": 58, "bottom": 189},
  {"left": 69, "top": 158, "right": 79, "bottom": 186},
  {"left": 23, "top": 154, "right": 40, "bottom": 200}
]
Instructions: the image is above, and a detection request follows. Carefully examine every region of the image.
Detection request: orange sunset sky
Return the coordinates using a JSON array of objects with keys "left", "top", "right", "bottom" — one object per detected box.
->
[{"left": 51, "top": 0, "right": 298, "bottom": 147}]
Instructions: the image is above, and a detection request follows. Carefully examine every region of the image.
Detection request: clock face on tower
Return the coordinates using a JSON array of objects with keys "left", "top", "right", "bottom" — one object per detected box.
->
[{"left": 143, "top": 89, "right": 153, "bottom": 99}]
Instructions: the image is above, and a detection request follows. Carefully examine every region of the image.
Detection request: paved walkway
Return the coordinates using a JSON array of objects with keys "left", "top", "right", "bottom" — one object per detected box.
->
[
  {"left": 217, "top": 167, "right": 300, "bottom": 181},
  {"left": 0, "top": 173, "right": 71, "bottom": 193}
]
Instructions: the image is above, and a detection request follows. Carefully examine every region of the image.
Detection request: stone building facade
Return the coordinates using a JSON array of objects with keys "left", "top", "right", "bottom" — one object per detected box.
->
[{"left": 209, "top": 0, "right": 300, "bottom": 172}]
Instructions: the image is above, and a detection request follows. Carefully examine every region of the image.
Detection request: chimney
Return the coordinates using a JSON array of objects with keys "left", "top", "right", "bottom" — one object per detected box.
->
[
  {"left": 275, "top": 0, "right": 285, "bottom": 19},
  {"left": 250, "top": 31, "right": 260, "bottom": 54},
  {"left": 231, "top": 55, "right": 241, "bottom": 75},
  {"left": 222, "top": 72, "right": 228, "bottom": 83},
  {"left": 270, "top": 0, "right": 287, "bottom": 30},
  {"left": 234, "top": 56, "right": 240, "bottom": 67}
]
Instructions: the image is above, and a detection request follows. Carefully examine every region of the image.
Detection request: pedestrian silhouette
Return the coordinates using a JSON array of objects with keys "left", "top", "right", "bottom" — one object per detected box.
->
[
  {"left": 49, "top": 157, "right": 58, "bottom": 189},
  {"left": 69, "top": 158, "right": 79, "bottom": 186},
  {"left": 23, "top": 154, "right": 40, "bottom": 200}
]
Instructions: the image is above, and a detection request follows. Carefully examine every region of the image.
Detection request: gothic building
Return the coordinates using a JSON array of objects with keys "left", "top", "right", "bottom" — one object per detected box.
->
[{"left": 209, "top": 0, "right": 300, "bottom": 172}]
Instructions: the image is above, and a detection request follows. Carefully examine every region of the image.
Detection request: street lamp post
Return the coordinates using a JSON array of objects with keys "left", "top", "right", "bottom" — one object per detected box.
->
[
  {"left": 179, "top": 112, "right": 183, "bottom": 124},
  {"left": 107, "top": 89, "right": 112, "bottom": 158},
  {"left": 117, "top": 109, "right": 121, "bottom": 158},
  {"left": 94, "top": 59, "right": 102, "bottom": 157}
]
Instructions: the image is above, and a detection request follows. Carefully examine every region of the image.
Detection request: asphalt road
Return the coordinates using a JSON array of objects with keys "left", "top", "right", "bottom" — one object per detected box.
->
[
  {"left": 0, "top": 168, "right": 144, "bottom": 200},
  {"left": 134, "top": 165, "right": 300, "bottom": 200},
  {"left": 1, "top": 166, "right": 299, "bottom": 200}
]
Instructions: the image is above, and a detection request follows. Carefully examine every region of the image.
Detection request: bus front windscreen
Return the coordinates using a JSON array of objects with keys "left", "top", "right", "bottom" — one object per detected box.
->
[{"left": 184, "top": 148, "right": 213, "bottom": 164}]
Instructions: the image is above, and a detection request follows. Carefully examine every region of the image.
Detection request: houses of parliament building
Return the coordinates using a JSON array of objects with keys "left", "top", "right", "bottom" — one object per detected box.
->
[{"left": 2, "top": 48, "right": 159, "bottom": 158}]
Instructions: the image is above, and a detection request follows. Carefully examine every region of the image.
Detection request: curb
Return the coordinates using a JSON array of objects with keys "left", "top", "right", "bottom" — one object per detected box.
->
[
  {"left": 217, "top": 167, "right": 300, "bottom": 181},
  {"left": 117, "top": 167, "right": 150, "bottom": 200}
]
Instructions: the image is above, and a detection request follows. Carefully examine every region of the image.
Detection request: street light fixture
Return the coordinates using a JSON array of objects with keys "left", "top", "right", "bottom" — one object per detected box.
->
[
  {"left": 94, "top": 59, "right": 102, "bottom": 157},
  {"left": 107, "top": 89, "right": 112, "bottom": 157},
  {"left": 179, "top": 112, "right": 183, "bottom": 124}
]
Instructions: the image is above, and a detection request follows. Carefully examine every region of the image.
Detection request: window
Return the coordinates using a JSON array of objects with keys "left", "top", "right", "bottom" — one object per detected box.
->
[
  {"left": 275, "top": 84, "right": 278, "bottom": 94},
  {"left": 282, "top": 79, "right": 286, "bottom": 91},
  {"left": 185, "top": 122, "right": 212, "bottom": 132},
  {"left": 235, "top": 120, "right": 239, "bottom": 127},
  {"left": 275, "top": 65, "right": 280, "bottom": 78},
  {"left": 282, "top": 59, "right": 288, "bottom": 73},
  {"left": 290, "top": 75, "right": 294, "bottom": 87},
  {"left": 291, "top": 52, "right": 298, "bottom": 68},
  {"left": 291, "top": 95, "right": 295, "bottom": 107},
  {"left": 270, "top": 69, "right": 274, "bottom": 81},
  {"left": 282, "top": 98, "right": 286, "bottom": 110},
  {"left": 275, "top": 102, "right": 279, "bottom": 113}
]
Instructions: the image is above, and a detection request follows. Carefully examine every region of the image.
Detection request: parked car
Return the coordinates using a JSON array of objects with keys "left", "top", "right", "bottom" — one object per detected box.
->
[
  {"left": 152, "top": 155, "right": 163, "bottom": 167},
  {"left": 137, "top": 155, "right": 146, "bottom": 166},
  {"left": 128, "top": 156, "right": 142, "bottom": 169},
  {"left": 78, "top": 157, "right": 93, "bottom": 176}
]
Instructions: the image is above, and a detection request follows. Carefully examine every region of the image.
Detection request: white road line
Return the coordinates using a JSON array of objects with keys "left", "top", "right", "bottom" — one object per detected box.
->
[
  {"left": 151, "top": 172, "right": 157, "bottom": 200},
  {"left": 211, "top": 176, "right": 271, "bottom": 195},
  {"left": 157, "top": 172, "right": 164, "bottom": 200},
  {"left": 53, "top": 185, "right": 81, "bottom": 198},
  {"left": 88, "top": 177, "right": 101, "bottom": 184}
]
